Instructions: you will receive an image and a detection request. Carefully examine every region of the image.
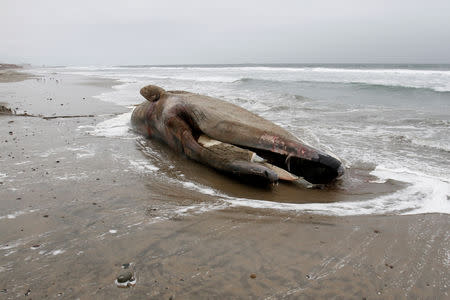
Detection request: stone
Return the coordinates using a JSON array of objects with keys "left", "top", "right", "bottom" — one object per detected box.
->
[
  {"left": 0, "top": 105, "right": 13, "bottom": 115},
  {"left": 122, "top": 263, "right": 130, "bottom": 269},
  {"left": 117, "top": 271, "right": 133, "bottom": 283}
]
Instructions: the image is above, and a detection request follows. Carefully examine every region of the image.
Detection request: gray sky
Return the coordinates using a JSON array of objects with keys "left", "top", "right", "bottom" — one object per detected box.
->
[{"left": 1, "top": 0, "right": 449, "bottom": 65}]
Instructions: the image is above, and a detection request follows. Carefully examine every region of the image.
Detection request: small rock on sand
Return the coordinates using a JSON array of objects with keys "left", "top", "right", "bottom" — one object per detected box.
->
[
  {"left": 122, "top": 263, "right": 130, "bottom": 269},
  {"left": 115, "top": 270, "right": 136, "bottom": 288},
  {"left": 117, "top": 271, "right": 133, "bottom": 283}
]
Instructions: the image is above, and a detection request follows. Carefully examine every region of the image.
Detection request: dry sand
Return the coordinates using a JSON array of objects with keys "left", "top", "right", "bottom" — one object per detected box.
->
[{"left": 0, "top": 71, "right": 448, "bottom": 299}]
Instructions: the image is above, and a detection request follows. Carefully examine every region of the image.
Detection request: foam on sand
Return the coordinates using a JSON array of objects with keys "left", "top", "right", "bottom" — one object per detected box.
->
[
  {"left": 222, "top": 165, "right": 450, "bottom": 216},
  {"left": 0, "top": 209, "right": 39, "bottom": 220},
  {"left": 87, "top": 112, "right": 133, "bottom": 138}
]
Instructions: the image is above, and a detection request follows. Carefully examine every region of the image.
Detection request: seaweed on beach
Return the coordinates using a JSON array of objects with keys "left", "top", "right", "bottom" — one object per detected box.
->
[{"left": 0, "top": 104, "right": 14, "bottom": 115}]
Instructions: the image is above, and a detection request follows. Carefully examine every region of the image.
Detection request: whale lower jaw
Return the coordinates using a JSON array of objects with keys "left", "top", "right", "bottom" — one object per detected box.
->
[{"left": 197, "top": 134, "right": 343, "bottom": 185}]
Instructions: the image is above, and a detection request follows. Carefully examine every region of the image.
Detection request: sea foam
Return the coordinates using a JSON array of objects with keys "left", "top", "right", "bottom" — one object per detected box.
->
[
  {"left": 87, "top": 112, "right": 133, "bottom": 138},
  {"left": 54, "top": 65, "right": 450, "bottom": 92}
]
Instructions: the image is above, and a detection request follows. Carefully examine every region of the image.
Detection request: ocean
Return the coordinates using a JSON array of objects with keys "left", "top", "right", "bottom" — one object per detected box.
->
[{"left": 29, "top": 64, "right": 450, "bottom": 216}]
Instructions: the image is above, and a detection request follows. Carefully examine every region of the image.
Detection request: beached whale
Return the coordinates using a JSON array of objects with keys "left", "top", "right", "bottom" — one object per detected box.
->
[{"left": 131, "top": 85, "right": 344, "bottom": 185}]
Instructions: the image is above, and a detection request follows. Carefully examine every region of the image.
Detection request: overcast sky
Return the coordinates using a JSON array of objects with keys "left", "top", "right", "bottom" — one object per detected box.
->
[{"left": 1, "top": 0, "right": 449, "bottom": 65}]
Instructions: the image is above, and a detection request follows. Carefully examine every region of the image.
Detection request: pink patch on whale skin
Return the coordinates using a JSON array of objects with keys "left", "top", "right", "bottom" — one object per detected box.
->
[{"left": 146, "top": 126, "right": 152, "bottom": 137}]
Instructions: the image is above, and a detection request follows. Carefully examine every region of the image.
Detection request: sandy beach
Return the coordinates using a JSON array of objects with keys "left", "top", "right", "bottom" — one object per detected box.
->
[{"left": 0, "top": 70, "right": 449, "bottom": 299}]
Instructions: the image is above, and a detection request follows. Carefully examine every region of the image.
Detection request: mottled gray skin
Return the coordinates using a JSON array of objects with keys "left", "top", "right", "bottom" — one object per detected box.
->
[{"left": 132, "top": 85, "right": 344, "bottom": 185}]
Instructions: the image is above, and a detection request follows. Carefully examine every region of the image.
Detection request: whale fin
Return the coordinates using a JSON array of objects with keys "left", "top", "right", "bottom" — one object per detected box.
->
[
  {"left": 165, "top": 120, "right": 279, "bottom": 185},
  {"left": 140, "top": 85, "right": 165, "bottom": 102}
]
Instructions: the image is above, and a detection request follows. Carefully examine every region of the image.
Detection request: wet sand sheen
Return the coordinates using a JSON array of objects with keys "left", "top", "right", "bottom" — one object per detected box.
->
[
  {"left": 0, "top": 71, "right": 448, "bottom": 299},
  {"left": 136, "top": 137, "right": 404, "bottom": 205}
]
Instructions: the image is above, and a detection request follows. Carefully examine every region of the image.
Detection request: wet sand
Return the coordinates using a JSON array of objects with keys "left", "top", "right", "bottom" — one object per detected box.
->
[{"left": 0, "top": 72, "right": 448, "bottom": 299}]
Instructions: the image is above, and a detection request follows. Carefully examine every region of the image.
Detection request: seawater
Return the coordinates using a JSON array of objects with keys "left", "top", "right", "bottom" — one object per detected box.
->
[{"left": 29, "top": 64, "right": 450, "bottom": 215}]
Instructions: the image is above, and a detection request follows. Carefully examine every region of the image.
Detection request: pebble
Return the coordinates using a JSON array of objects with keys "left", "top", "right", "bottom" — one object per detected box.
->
[
  {"left": 122, "top": 263, "right": 130, "bottom": 269},
  {"left": 117, "top": 271, "right": 133, "bottom": 283},
  {"left": 115, "top": 270, "right": 136, "bottom": 288}
]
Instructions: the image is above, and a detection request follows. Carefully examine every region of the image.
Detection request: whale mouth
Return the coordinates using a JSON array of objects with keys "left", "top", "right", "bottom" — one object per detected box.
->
[
  {"left": 197, "top": 134, "right": 343, "bottom": 185},
  {"left": 242, "top": 146, "right": 344, "bottom": 184}
]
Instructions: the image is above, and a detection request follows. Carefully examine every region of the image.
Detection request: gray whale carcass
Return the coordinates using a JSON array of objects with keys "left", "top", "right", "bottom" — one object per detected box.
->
[{"left": 131, "top": 85, "right": 344, "bottom": 185}]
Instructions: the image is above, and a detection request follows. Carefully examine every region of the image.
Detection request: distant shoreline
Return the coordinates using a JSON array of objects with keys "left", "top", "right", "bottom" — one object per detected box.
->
[
  {"left": 0, "top": 63, "right": 23, "bottom": 70},
  {"left": 0, "top": 69, "right": 35, "bottom": 83}
]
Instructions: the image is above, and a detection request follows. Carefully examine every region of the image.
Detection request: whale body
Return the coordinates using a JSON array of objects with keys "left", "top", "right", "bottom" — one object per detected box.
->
[{"left": 131, "top": 85, "right": 344, "bottom": 185}]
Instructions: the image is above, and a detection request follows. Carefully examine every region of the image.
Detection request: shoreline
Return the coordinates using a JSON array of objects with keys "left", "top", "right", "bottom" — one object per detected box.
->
[
  {"left": 0, "top": 69, "right": 36, "bottom": 84},
  {"left": 0, "top": 69, "right": 448, "bottom": 299}
]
